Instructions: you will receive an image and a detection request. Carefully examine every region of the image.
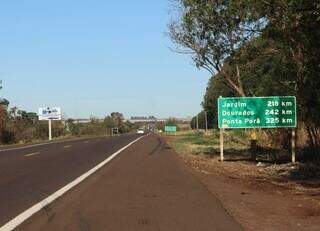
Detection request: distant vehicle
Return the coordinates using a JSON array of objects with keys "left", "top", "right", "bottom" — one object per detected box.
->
[{"left": 137, "top": 129, "right": 144, "bottom": 134}]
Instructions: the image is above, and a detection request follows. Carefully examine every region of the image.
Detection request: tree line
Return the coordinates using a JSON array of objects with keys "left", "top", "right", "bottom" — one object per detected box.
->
[
  {"left": 169, "top": 0, "right": 320, "bottom": 157},
  {"left": 0, "top": 99, "right": 137, "bottom": 144}
]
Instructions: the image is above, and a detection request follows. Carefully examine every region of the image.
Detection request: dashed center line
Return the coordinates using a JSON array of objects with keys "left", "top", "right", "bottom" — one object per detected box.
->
[
  {"left": 63, "top": 145, "right": 72, "bottom": 149},
  {"left": 84, "top": 141, "right": 90, "bottom": 144},
  {"left": 0, "top": 135, "right": 145, "bottom": 231},
  {"left": 25, "top": 152, "right": 40, "bottom": 157}
]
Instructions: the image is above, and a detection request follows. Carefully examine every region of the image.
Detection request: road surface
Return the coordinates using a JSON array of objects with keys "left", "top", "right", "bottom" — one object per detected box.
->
[{"left": 0, "top": 133, "right": 242, "bottom": 231}]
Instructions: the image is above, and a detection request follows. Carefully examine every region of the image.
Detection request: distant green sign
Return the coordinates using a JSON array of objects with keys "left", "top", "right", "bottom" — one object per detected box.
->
[
  {"left": 218, "top": 96, "right": 297, "bottom": 129},
  {"left": 165, "top": 125, "right": 177, "bottom": 132}
]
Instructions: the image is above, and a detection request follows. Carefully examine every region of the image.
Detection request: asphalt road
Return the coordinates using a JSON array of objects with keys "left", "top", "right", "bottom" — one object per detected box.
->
[
  {"left": 0, "top": 134, "right": 142, "bottom": 228},
  {"left": 0, "top": 133, "right": 242, "bottom": 231}
]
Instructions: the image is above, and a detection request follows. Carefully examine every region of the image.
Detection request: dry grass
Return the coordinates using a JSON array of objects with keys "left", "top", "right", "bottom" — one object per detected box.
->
[
  {"left": 167, "top": 129, "right": 249, "bottom": 158},
  {"left": 165, "top": 130, "right": 320, "bottom": 190}
]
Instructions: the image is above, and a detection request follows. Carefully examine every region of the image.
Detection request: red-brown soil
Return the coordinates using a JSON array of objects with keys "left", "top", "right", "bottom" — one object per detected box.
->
[{"left": 164, "top": 135, "right": 320, "bottom": 231}]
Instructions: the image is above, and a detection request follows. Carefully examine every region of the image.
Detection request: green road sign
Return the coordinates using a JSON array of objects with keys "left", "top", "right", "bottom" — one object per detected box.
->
[
  {"left": 218, "top": 96, "right": 297, "bottom": 129},
  {"left": 165, "top": 125, "right": 177, "bottom": 132}
]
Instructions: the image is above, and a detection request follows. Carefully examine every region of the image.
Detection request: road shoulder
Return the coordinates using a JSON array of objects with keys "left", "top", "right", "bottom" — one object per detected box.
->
[{"left": 164, "top": 135, "right": 320, "bottom": 231}]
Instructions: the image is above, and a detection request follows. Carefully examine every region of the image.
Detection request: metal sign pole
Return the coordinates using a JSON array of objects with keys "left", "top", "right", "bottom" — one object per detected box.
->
[
  {"left": 220, "top": 128, "right": 224, "bottom": 162},
  {"left": 292, "top": 129, "right": 296, "bottom": 163},
  {"left": 49, "top": 119, "right": 52, "bottom": 141}
]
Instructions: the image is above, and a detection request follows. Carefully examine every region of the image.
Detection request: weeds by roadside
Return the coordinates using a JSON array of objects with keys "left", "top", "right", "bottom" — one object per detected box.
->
[
  {"left": 168, "top": 129, "right": 249, "bottom": 157},
  {"left": 164, "top": 130, "right": 320, "bottom": 190}
]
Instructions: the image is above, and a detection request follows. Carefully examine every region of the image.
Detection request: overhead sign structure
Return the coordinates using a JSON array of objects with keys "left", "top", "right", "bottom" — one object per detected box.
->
[
  {"left": 165, "top": 125, "right": 177, "bottom": 133},
  {"left": 38, "top": 107, "right": 62, "bottom": 121},
  {"left": 218, "top": 96, "right": 297, "bottom": 129}
]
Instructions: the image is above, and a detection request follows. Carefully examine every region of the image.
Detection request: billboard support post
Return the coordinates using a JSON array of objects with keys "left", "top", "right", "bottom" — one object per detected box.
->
[
  {"left": 38, "top": 107, "right": 62, "bottom": 141},
  {"left": 49, "top": 119, "right": 52, "bottom": 141}
]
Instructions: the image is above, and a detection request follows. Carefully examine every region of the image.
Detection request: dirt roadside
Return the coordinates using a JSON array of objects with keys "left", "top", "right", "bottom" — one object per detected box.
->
[{"left": 163, "top": 135, "right": 320, "bottom": 231}]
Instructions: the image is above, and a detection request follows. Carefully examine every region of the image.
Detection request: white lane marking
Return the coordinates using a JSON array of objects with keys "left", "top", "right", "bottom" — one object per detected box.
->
[
  {"left": 0, "top": 135, "right": 145, "bottom": 231},
  {"left": 24, "top": 152, "right": 40, "bottom": 157},
  {"left": 0, "top": 138, "right": 99, "bottom": 153},
  {"left": 63, "top": 145, "right": 72, "bottom": 149}
]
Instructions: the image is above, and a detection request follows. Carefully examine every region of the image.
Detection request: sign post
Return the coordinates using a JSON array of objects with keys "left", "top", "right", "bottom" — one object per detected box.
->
[
  {"left": 218, "top": 96, "right": 297, "bottom": 162},
  {"left": 48, "top": 119, "right": 52, "bottom": 141},
  {"left": 220, "top": 128, "right": 224, "bottom": 161},
  {"left": 292, "top": 129, "right": 296, "bottom": 163},
  {"left": 38, "top": 107, "right": 62, "bottom": 141}
]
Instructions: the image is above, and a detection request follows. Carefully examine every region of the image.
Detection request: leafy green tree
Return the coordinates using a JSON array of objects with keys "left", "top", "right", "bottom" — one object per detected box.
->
[
  {"left": 202, "top": 75, "right": 235, "bottom": 129},
  {"left": 0, "top": 105, "right": 7, "bottom": 143},
  {"left": 104, "top": 115, "right": 116, "bottom": 135},
  {"left": 169, "top": 0, "right": 264, "bottom": 96},
  {"left": 66, "top": 119, "right": 81, "bottom": 136},
  {"left": 166, "top": 118, "right": 178, "bottom": 126},
  {"left": 238, "top": 0, "right": 320, "bottom": 150},
  {"left": 171, "top": 0, "right": 320, "bottom": 154}
]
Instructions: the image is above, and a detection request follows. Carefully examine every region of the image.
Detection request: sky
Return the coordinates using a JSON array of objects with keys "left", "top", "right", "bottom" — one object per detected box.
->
[{"left": 0, "top": 0, "right": 210, "bottom": 119}]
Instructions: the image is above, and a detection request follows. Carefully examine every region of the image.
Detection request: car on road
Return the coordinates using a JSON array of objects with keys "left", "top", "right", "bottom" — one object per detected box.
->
[{"left": 137, "top": 129, "right": 144, "bottom": 134}]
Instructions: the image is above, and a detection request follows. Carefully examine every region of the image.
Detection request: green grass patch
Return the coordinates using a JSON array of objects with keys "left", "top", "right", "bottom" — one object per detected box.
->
[{"left": 168, "top": 130, "right": 250, "bottom": 158}]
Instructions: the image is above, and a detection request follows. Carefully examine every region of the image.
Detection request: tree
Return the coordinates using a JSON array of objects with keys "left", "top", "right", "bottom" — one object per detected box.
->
[
  {"left": 66, "top": 119, "right": 81, "bottom": 136},
  {"left": 0, "top": 96, "right": 9, "bottom": 142},
  {"left": 0, "top": 105, "right": 7, "bottom": 142},
  {"left": 202, "top": 36, "right": 298, "bottom": 147},
  {"left": 170, "top": 0, "right": 320, "bottom": 154},
  {"left": 202, "top": 74, "right": 235, "bottom": 129},
  {"left": 240, "top": 0, "right": 320, "bottom": 150},
  {"left": 0, "top": 98, "right": 9, "bottom": 107},
  {"left": 169, "top": 0, "right": 264, "bottom": 96},
  {"left": 111, "top": 112, "right": 124, "bottom": 121},
  {"left": 104, "top": 115, "right": 116, "bottom": 131},
  {"left": 166, "top": 118, "right": 178, "bottom": 126}
]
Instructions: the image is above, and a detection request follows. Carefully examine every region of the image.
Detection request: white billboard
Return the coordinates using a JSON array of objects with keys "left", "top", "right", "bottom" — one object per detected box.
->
[{"left": 38, "top": 107, "right": 62, "bottom": 121}]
